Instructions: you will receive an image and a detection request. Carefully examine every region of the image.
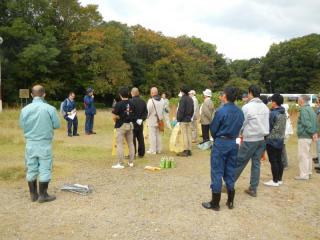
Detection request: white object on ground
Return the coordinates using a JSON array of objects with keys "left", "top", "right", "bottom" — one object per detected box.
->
[
  {"left": 263, "top": 180, "right": 280, "bottom": 187},
  {"left": 61, "top": 183, "right": 92, "bottom": 195},
  {"left": 112, "top": 163, "right": 125, "bottom": 169}
]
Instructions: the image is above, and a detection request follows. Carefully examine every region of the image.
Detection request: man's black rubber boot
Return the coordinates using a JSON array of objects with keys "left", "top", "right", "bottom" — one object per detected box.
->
[
  {"left": 38, "top": 182, "right": 56, "bottom": 203},
  {"left": 187, "top": 150, "right": 192, "bottom": 156},
  {"left": 28, "top": 180, "right": 38, "bottom": 202},
  {"left": 226, "top": 190, "right": 235, "bottom": 209},
  {"left": 202, "top": 192, "right": 221, "bottom": 211}
]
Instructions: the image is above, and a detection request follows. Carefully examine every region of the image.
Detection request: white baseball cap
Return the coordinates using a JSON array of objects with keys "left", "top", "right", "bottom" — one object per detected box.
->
[{"left": 203, "top": 89, "right": 212, "bottom": 97}]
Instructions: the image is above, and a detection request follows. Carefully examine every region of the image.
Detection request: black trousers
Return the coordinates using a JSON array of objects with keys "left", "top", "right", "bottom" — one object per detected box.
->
[
  {"left": 133, "top": 127, "right": 145, "bottom": 157},
  {"left": 201, "top": 124, "right": 210, "bottom": 142},
  {"left": 266, "top": 144, "right": 284, "bottom": 183}
]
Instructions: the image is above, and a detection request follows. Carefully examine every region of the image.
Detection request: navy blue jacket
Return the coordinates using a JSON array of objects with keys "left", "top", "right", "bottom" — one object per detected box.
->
[
  {"left": 84, "top": 95, "right": 96, "bottom": 115},
  {"left": 210, "top": 102, "right": 244, "bottom": 140},
  {"left": 63, "top": 98, "right": 76, "bottom": 115}
]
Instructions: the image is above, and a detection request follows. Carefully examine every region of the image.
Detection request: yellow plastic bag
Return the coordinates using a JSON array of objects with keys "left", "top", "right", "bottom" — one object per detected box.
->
[
  {"left": 111, "top": 129, "right": 129, "bottom": 156},
  {"left": 169, "top": 124, "right": 184, "bottom": 153}
]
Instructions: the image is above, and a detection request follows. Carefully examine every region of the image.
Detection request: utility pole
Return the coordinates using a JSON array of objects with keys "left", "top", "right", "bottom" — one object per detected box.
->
[
  {"left": 267, "top": 79, "right": 272, "bottom": 93},
  {"left": 0, "top": 36, "right": 3, "bottom": 113}
]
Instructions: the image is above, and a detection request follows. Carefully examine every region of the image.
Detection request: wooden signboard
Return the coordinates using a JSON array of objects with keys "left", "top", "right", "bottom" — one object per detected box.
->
[{"left": 19, "top": 89, "right": 30, "bottom": 99}]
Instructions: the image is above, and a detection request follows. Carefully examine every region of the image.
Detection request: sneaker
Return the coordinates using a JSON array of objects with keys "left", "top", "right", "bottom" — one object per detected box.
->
[
  {"left": 294, "top": 176, "right": 309, "bottom": 180},
  {"left": 128, "top": 163, "right": 134, "bottom": 167},
  {"left": 278, "top": 181, "right": 283, "bottom": 185},
  {"left": 147, "top": 150, "right": 156, "bottom": 155},
  {"left": 112, "top": 163, "right": 125, "bottom": 169},
  {"left": 263, "top": 180, "right": 279, "bottom": 187}
]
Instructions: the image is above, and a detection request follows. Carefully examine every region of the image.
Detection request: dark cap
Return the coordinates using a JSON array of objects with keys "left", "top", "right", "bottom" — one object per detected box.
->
[{"left": 87, "top": 87, "right": 94, "bottom": 93}]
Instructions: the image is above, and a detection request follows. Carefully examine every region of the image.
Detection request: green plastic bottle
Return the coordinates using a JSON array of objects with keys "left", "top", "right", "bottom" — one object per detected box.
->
[
  {"left": 165, "top": 157, "right": 171, "bottom": 168},
  {"left": 160, "top": 157, "right": 166, "bottom": 169}
]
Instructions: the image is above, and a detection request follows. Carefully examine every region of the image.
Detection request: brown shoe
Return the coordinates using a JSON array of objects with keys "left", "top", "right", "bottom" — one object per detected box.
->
[
  {"left": 244, "top": 188, "right": 257, "bottom": 197},
  {"left": 177, "top": 150, "right": 189, "bottom": 157}
]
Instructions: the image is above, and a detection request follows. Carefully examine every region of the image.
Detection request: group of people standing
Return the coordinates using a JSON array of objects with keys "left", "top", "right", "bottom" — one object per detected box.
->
[
  {"left": 61, "top": 88, "right": 97, "bottom": 137},
  {"left": 111, "top": 85, "right": 216, "bottom": 168},
  {"left": 19, "top": 84, "right": 320, "bottom": 206},
  {"left": 202, "top": 86, "right": 320, "bottom": 211}
]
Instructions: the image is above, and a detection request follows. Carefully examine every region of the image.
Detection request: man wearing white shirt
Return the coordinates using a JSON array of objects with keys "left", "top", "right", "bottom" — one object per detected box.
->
[
  {"left": 189, "top": 90, "right": 199, "bottom": 143},
  {"left": 234, "top": 85, "right": 270, "bottom": 197}
]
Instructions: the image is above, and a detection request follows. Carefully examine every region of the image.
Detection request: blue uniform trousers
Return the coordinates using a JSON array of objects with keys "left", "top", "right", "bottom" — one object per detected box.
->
[
  {"left": 25, "top": 141, "right": 53, "bottom": 182},
  {"left": 65, "top": 115, "right": 78, "bottom": 135},
  {"left": 210, "top": 138, "right": 238, "bottom": 192},
  {"left": 85, "top": 114, "right": 94, "bottom": 133}
]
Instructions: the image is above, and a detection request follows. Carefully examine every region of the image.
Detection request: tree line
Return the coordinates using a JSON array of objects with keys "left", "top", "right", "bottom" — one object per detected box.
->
[{"left": 1, "top": 0, "right": 320, "bottom": 105}]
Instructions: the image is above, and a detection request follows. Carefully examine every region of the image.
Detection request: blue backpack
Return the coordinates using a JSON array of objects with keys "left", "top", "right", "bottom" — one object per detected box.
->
[{"left": 60, "top": 98, "right": 70, "bottom": 116}]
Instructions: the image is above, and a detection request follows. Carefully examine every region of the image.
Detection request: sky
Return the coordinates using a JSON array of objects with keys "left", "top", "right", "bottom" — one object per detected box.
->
[{"left": 79, "top": 0, "right": 320, "bottom": 60}]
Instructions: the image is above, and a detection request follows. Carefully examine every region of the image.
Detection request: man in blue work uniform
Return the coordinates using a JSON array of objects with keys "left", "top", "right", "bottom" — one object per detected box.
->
[
  {"left": 84, "top": 88, "right": 96, "bottom": 135},
  {"left": 63, "top": 91, "right": 79, "bottom": 137},
  {"left": 20, "top": 85, "right": 60, "bottom": 203},
  {"left": 202, "top": 87, "right": 244, "bottom": 211}
]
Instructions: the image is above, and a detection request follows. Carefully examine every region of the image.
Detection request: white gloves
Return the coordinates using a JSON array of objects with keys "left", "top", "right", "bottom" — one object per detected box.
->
[{"left": 136, "top": 119, "right": 143, "bottom": 125}]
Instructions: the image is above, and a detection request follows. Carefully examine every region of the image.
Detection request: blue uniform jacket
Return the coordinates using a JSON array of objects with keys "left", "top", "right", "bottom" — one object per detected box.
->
[
  {"left": 62, "top": 98, "right": 76, "bottom": 115},
  {"left": 84, "top": 95, "right": 96, "bottom": 115},
  {"left": 20, "top": 97, "right": 60, "bottom": 142},
  {"left": 210, "top": 102, "right": 244, "bottom": 140}
]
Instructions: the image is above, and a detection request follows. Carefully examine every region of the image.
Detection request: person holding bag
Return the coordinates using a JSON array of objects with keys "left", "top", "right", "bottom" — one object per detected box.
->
[
  {"left": 112, "top": 87, "right": 136, "bottom": 169},
  {"left": 147, "top": 87, "right": 165, "bottom": 154},
  {"left": 176, "top": 85, "right": 194, "bottom": 157}
]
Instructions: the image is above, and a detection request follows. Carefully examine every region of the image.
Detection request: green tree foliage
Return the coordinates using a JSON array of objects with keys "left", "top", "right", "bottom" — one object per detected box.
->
[
  {"left": 261, "top": 34, "right": 320, "bottom": 93},
  {"left": 223, "top": 77, "right": 253, "bottom": 95},
  {"left": 229, "top": 58, "right": 261, "bottom": 82},
  {"left": 1, "top": 0, "right": 318, "bottom": 106}
]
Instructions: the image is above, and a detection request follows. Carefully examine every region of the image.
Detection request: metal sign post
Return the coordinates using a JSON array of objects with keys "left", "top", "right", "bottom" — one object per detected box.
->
[
  {"left": 0, "top": 36, "right": 3, "bottom": 112},
  {"left": 19, "top": 89, "right": 30, "bottom": 107}
]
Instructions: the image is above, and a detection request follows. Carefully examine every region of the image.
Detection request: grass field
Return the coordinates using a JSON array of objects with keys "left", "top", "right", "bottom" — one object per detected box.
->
[{"left": 0, "top": 109, "right": 320, "bottom": 240}]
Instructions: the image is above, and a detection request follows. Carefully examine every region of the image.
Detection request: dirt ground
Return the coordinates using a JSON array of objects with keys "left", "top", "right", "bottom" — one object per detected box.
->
[{"left": 0, "top": 110, "right": 320, "bottom": 240}]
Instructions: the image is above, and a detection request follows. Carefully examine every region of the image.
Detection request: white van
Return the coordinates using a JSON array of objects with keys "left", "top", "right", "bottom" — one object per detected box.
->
[{"left": 261, "top": 93, "right": 317, "bottom": 107}]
